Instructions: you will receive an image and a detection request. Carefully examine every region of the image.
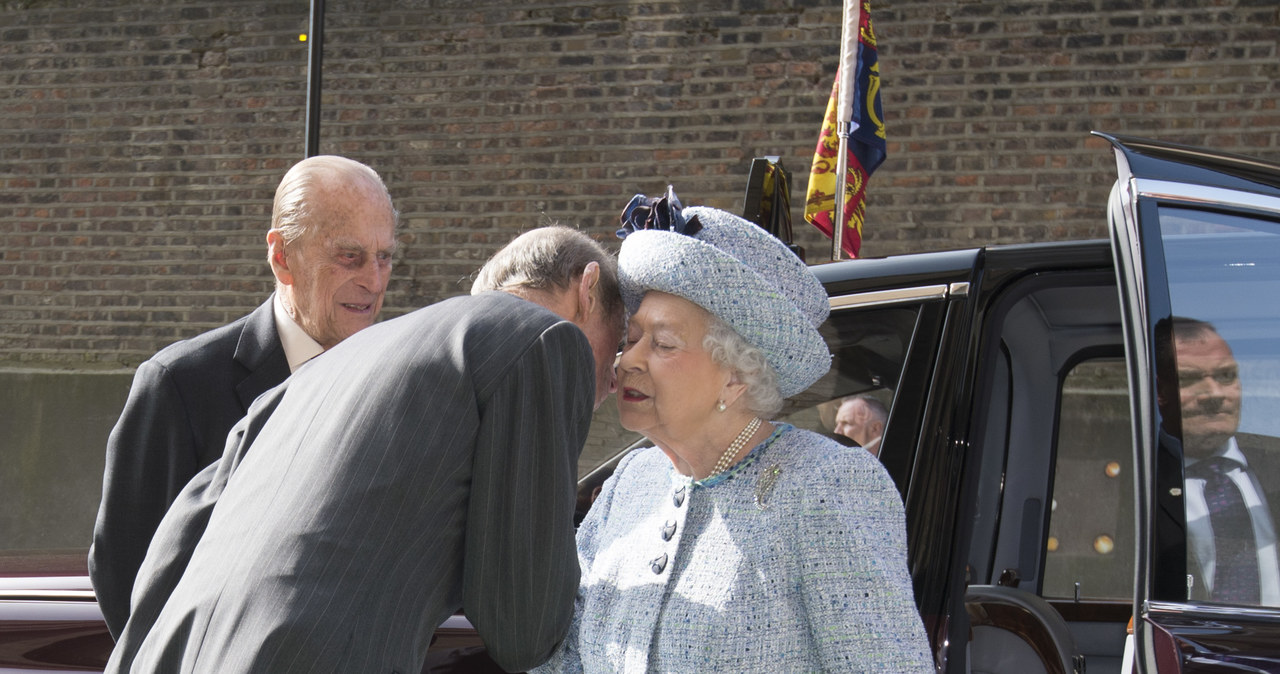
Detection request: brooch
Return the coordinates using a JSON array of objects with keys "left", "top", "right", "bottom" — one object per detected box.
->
[{"left": 755, "top": 464, "right": 782, "bottom": 510}]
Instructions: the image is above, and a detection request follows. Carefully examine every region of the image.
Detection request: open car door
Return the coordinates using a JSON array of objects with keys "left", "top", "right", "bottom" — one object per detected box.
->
[{"left": 1106, "top": 132, "right": 1280, "bottom": 672}]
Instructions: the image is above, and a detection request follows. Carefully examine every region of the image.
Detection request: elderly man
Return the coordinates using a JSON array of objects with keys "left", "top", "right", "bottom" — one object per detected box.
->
[
  {"left": 1168, "top": 317, "right": 1280, "bottom": 605},
  {"left": 834, "top": 394, "right": 889, "bottom": 458},
  {"left": 89, "top": 155, "right": 398, "bottom": 639},
  {"left": 105, "top": 226, "right": 625, "bottom": 674}
]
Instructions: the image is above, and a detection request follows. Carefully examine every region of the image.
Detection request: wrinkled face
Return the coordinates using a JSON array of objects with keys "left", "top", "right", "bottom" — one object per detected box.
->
[
  {"left": 282, "top": 182, "right": 397, "bottom": 349},
  {"left": 834, "top": 398, "right": 871, "bottom": 446},
  {"left": 1175, "top": 333, "right": 1242, "bottom": 460},
  {"left": 616, "top": 292, "right": 732, "bottom": 447}
]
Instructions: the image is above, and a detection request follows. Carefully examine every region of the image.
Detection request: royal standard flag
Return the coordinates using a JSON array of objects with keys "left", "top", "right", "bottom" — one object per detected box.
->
[{"left": 804, "top": 1, "right": 886, "bottom": 259}]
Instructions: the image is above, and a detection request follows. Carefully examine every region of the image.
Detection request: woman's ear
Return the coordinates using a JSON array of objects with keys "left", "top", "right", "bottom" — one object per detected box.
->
[{"left": 719, "top": 372, "right": 749, "bottom": 411}]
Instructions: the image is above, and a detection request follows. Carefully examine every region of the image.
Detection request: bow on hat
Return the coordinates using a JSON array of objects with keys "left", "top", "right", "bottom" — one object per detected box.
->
[
  {"left": 617, "top": 186, "right": 703, "bottom": 239},
  {"left": 614, "top": 186, "right": 832, "bottom": 399}
]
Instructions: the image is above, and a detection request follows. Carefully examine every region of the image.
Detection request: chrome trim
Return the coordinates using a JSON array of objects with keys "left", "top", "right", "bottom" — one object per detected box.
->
[
  {"left": 0, "top": 589, "right": 97, "bottom": 601},
  {"left": 1135, "top": 179, "right": 1280, "bottom": 217},
  {"left": 949, "top": 282, "right": 970, "bottom": 297},
  {"left": 1146, "top": 599, "right": 1280, "bottom": 620},
  {"left": 829, "top": 285, "right": 950, "bottom": 310},
  {"left": 0, "top": 575, "right": 93, "bottom": 591},
  {"left": 0, "top": 576, "right": 97, "bottom": 602}
]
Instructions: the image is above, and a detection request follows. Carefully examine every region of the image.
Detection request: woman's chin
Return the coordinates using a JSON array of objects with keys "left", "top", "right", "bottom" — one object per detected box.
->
[
  {"left": 616, "top": 413, "right": 642, "bottom": 433},
  {"left": 616, "top": 407, "right": 654, "bottom": 436}
]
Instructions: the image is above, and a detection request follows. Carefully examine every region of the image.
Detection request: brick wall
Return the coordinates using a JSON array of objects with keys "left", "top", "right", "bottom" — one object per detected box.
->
[{"left": 2, "top": 0, "right": 1278, "bottom": 369}]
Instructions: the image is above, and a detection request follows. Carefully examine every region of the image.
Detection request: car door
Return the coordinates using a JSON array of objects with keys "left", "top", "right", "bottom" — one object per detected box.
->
[
  {"left": 949, "top": 240, "right": 1129, "bottom": 674},
  {"left": 1106, "top": 133, "right": 1280, "bottom": 671}
]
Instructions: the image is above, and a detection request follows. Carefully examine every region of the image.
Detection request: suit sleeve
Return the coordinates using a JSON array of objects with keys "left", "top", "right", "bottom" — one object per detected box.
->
[
  {"left": 462, "top": 319, "right": 595, "bottom": 673},
  {"left": 530, "top": 448, "right": 637, "bottom": 674},
  {"left": 106, "top": 382, "right": 290, "bottom": 669},
  {"left": 89, "top": 359, "right": 201, "bottom": 640}
]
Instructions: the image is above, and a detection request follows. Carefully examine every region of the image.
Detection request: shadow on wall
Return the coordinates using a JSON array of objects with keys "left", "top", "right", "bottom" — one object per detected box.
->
[{"left": 0, "top": 372, "right": 131, "bottom": 554}]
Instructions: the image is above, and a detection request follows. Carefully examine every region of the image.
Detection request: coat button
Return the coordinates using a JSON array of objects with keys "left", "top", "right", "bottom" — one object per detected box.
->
[
  {"left": 673, "top": 486, "right": 686, "bottom": 507},
  {"left": 650, "top": 553, "right": 668, "bottom": 574},
  {"left": 661, "top": 520, "right": 677, "bottom": 541}
]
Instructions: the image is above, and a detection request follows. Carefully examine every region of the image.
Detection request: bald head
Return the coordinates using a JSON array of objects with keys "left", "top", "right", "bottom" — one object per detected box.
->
[
  {"left": 270, "top": 156, "right": 396, "bottom": 244},
  {"left": 835, "top": 395, "right": 888, "bottom": 457}
]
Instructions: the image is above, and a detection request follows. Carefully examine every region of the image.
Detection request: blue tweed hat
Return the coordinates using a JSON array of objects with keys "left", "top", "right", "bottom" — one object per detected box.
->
[{"left": 616, "top": 188, "right": 831, "bottom": 398}]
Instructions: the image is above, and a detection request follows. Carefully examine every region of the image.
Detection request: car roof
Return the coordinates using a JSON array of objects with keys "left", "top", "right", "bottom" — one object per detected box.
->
[{"left": 1097, "top": 132, "right": 1280, "bottom": 197}]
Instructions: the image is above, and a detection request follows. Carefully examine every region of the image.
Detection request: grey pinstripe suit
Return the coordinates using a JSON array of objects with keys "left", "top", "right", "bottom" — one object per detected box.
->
[{"left": 106, "top": 291, "right": 593, "bottom": 674}]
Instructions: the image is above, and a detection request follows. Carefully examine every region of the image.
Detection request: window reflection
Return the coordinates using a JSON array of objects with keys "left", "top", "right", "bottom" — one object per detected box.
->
[{"left": 1159, "top": 206, "right": 1280, "bottom": 606}]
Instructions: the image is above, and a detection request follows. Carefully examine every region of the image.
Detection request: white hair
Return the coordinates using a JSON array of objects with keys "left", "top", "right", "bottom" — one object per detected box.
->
[
  {"left": 270, "top": 155, "right": 395, "bottom": 243},
  {"left": 703, "top": 314, "right": 783, "bottom": 417}
]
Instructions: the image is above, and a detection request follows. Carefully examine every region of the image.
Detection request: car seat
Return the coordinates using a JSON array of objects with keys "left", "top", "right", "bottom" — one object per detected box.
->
[{"left": 965, "top": 584, "right": 1085, "bottom": 674}]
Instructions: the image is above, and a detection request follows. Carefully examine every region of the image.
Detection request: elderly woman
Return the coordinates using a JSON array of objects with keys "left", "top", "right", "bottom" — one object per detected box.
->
[{"left": 535, "top": 190, "right": 932, "bottom": 673}]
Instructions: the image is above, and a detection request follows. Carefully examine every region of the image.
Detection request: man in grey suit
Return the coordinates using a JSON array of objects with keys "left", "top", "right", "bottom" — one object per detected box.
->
[
  {"left": 90, "top": 155, "right": 399, "bottom": 639},
  {"left": 105, "top": 226, "right": 625, "bottom": 674}
]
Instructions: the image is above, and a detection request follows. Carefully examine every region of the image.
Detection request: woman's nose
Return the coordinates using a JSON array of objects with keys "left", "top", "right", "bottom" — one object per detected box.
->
[{"left": 617, "top": 343, "right": 642, "bottom": 371}]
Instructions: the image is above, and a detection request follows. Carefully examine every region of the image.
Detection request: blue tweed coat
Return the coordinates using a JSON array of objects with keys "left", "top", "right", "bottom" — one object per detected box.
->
[{"left": 536, "top": 424, "right": 933, "bottom": 673}]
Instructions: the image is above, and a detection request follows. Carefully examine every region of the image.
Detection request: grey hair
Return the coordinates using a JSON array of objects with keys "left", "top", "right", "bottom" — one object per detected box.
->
[
  {"left": 703, "top": 314, "right": 783, "bottom": 418},
  {"left": 270, "top": 155, "right": 396, "bottom": 243},
  {"left": 472, "top": 226, "right": 624, "bottom": 323}
]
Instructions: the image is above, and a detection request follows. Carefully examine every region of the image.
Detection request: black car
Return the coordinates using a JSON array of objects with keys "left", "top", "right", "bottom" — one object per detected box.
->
[{"left": 5, "top": 133, "right": 1280, "bottom": 672}]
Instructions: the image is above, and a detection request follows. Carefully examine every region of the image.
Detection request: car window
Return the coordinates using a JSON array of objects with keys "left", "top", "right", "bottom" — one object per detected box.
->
[
  {"left": 794, "top": 302, "right": 924, "bottom": 455},
  {"left": 1157, "top": 206, "right": 1280, "bottom": 607},
  {"left": 968, "top": 270, "right": 1122, "bottom": 591},
  {"left": 1043, "top": 358, "right": 1133, "bottom": 601}
]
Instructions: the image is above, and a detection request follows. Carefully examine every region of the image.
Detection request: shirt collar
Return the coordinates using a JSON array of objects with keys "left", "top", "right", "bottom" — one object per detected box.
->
[
  {"left": 1222, "top": 436, "right": 1245, "bottom": 466},
  {"left": 1186, "top": 436, "right": 1245, "bottom": 470},
  {"left": 273, "top": 293, "right": 324, "bottom": 372}
]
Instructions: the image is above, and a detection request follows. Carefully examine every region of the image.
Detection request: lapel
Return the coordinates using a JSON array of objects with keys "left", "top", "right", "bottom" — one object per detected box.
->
[
  {"left": 233, "top": 296, "right": 291, "bottom": 412},
  {"left": 1240, "top": 434, "right": 1280, "bottom": 497}
]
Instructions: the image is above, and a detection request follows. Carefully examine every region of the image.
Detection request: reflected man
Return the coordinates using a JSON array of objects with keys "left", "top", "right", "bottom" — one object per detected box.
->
[
  {"left": 1170, "top": 317, "right": 1280, "bottom": 605},
  {"left": 834, "top": 394, "right": 889, "bottom": 458}
]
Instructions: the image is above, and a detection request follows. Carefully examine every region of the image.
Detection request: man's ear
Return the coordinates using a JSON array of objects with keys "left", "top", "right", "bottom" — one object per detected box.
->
[
  {"left": 574, "top": 261, "right": 601, "bottom": 322},
  {"left": 267, "top": 230, "right": 293, "bottom": 286}
]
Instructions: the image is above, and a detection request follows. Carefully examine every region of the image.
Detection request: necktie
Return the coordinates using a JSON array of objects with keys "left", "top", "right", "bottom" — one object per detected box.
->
[{"left": 1194, "top": 456, "right": 1260, "bottom": 604}]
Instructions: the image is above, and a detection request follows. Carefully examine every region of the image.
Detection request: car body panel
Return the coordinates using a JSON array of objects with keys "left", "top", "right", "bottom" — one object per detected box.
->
[{"left": 0, "top": 576, "right": 108, "bottom": 672}]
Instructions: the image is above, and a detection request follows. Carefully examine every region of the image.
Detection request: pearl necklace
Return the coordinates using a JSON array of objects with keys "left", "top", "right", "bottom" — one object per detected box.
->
[{"left": 710, "top": 416, "right": 762, "bottom": 477}]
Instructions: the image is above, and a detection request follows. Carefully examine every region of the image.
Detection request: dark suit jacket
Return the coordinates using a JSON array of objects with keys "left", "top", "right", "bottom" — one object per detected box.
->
[
  {"left": 106, "top": 292, "right": 592, "bottom": 674},
  {"left": 89, "top": 298, "right": 290, "bottom": 639},
  {"left": 1239, "top": 433, "right": 1280, "bottom": 526}
]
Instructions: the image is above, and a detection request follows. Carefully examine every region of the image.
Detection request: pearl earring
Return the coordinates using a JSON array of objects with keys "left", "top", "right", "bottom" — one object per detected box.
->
[{"left": 717, "top": 401, "right": 727, "bottom": 412}]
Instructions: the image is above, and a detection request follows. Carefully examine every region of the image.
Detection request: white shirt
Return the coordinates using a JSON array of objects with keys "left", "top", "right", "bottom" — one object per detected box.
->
[
  {"left": 272, "top": 294, "right": 323, "bottom": 372},
  {"left": 1185, "top": 437, "right": 1280, "bottom": 605}
]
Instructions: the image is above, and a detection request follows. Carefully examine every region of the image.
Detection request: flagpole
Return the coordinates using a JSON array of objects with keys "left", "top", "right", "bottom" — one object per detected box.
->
[
  {"left": 304, "top": 0, "right": 325, "bottom": 158},
  {"left": 833, "top": 136, "right": 849, "bottom": 260},
  {"left": 832, "top": 0, "right": 860, "bottom": 260}
]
